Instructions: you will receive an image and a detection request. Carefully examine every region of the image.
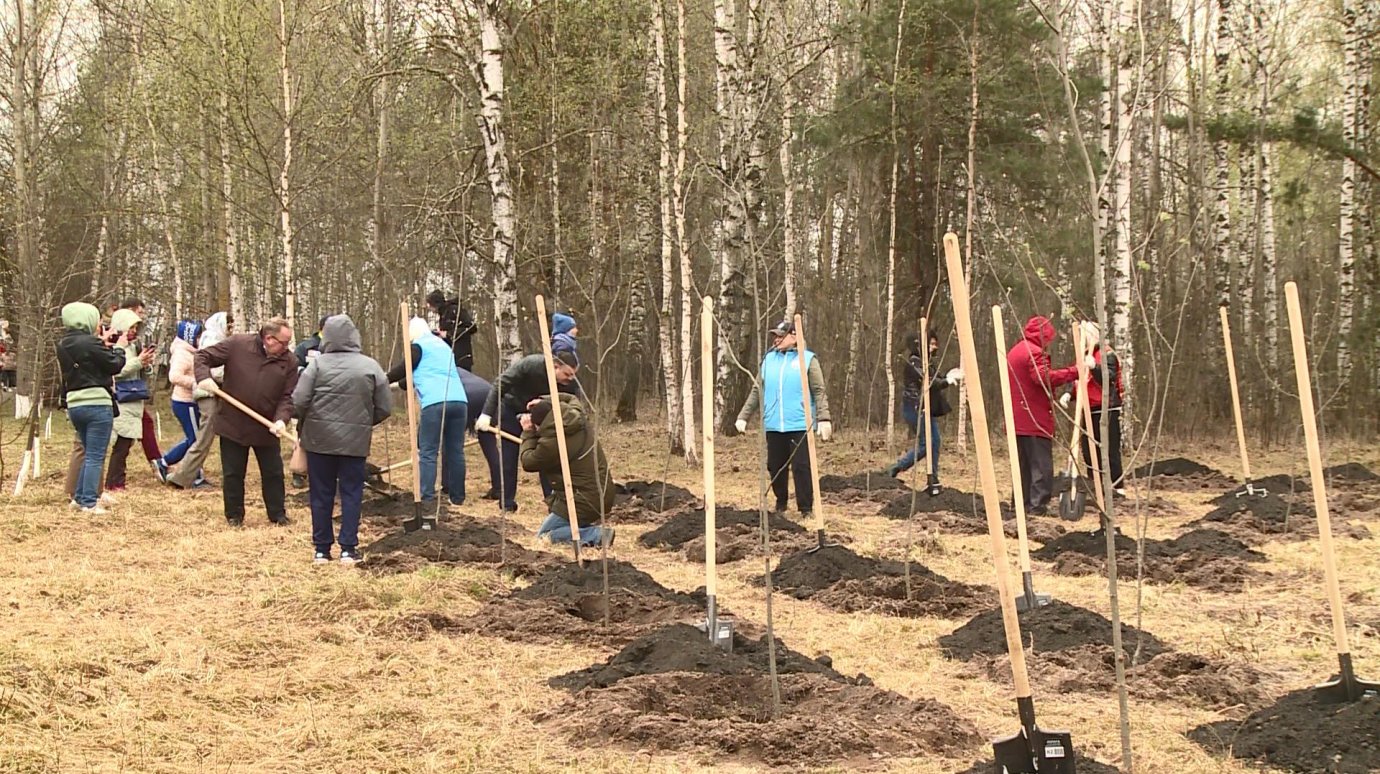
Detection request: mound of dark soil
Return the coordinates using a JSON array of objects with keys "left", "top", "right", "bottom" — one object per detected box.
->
[
  {"left": 537, "top": 672, "right": 981, "bottom": 767},
  {"left": 1326, "top": 462, "right": 1380, "bottom": 483},
  {"left": 953, "top": 758, "right": 1123, "bottom": 774},
  {"left": 938, "top": 600, "right": 1171, "bottom": 662},
  {"left": 880, "top": 493, "right": 1068, "bottom": 543},
  {"left": 549, "top": 622, "right": 862, "bottom": 691},
  {"left": 1031, "top": 528, "right": 1267, "bottom": 591},
  {"left": 1193, "top": 491, "right": 1372, "bottom": 542},
  {"left": 1189, "top": 686, "right": 1380, "bottom": 773},
  {"left": 459, "top": 559, "right": 706, "bottom": 646},
  {"left": 362, "top": 519, "right": 557, "bottom": 577},
  {"left": 761, "top": 544, "right": 991, "bottom": 619},
  {"left": 616, "top": 479, "right": 699, "bottom": 513},
  {"left": 1130, "top": 457, "right": 1235, "bottom": 490},
  {"left": 638, "top": 507, "right": 805, "bottom": 550},
  {"left": 818, "top": 472, "right": 911, "bottom": 504}
]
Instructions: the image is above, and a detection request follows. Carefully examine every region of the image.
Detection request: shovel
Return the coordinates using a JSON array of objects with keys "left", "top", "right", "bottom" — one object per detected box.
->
[
  {"left": 1285, "top": 282, "right": 1378, "bottom": 702},
  {"left": 1221, "top": 307, "right": 1267, "bottom": 498},
  {"left": 944, "top": 234, "right": 1074, "bottom": 772},
  {"left": 208, "top": 386, "right": 299, "bottom": 445},
  {"left": 793, "top": 314, "right": 836, "bottom": 553},
  {"left": 993, "top": 306, "right": 1050, "bottom": 612},
  {"left": 398, "top": 302, "right": 434, "bottom": 533},
  {"left": 536, "top": 294, "right": 585, "bottom": 566},
  {"left": 698, "top": 298, "right": 733, "bottom": 649}
]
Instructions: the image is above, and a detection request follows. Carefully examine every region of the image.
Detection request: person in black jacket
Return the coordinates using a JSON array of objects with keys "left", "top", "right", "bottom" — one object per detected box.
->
[
  {"left": 474, "top": 351, "right": 581, "bottom": 511},
  {"left": 426, "top": 290, "right": 477, "bottom": 371},
  {"left": 888, "top": 333, "right": 963, "bottom": 491},
  {"left": 294, "top": 316, "right": 328, "bottom": 370},
  {"left": 56, "top": 302, "right": 131, "bottom": 513}
]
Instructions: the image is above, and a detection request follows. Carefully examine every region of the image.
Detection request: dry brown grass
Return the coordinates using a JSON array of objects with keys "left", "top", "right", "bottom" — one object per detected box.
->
[{"left": 1, "top": 408, "right": 1377, "bottom": 773}]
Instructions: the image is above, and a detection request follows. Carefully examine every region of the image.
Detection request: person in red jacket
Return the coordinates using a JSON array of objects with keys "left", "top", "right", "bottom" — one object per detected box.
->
[
  {"left": 1007, "top": 315, "right": 1079, "bottom": 514},
  {"left": 1060, "top": 321, "right": 1125, "bottom": 496}
]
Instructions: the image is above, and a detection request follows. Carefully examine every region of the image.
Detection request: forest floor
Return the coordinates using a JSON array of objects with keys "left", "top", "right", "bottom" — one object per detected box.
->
[{"left": 1, "top": 402, "right": 1378, "bottom": 773}]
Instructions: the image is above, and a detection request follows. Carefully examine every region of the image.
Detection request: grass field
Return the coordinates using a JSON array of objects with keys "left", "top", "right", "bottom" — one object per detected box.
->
[{"left": 1, "top": 400, "right": 1377, "bottom": 773}]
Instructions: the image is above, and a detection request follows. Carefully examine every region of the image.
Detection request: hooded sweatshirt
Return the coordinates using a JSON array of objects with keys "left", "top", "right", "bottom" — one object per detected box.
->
[
  {"left": 168, "top": 320, "right": 205, "bottom": 403},
  {"left": 292, "top": 315, "right": 392, "bottom": 458},
  {"left": 56, "top": 302, "right": 128, "bottom": 409},
  {"left": 1006, "top": 316, "right": 1078, "bottom": 438},
  {"left": 201, "top": 313, "right": 229, "bottom": 383},
  {"left": 109, "top": 309, "right": 147, "bottom": 439},
  {"left": 551, "top": 313, "right": 578, "bottom": 355}
]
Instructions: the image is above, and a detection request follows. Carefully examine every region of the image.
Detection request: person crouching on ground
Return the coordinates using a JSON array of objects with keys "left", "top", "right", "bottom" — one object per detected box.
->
[
  {"left": 520, "top": 393, "right": 614, "bottom": 547},
  {"left": 1007, "top": 315, "right": 1079, "bottom": 515},
  {"left": 1061, "top": 320, "right": 1126, "bottom": 497},
  {"left": 195, "top": 317, "right": 299, "bottom": 527},
  {"left": 734, "top": 319, "right": 832, "bottom": 517},
  {"left": 292, "top": 315, "right": 391, "bottom": 564},
  {"left": 56, "top": 302, "right": 131, "bottom": 514},
  {"left": 475, "top": 349, "right": 582, "bottom": 511},
  {"left": 888, "top": 332, "right": 963, "bottom": 492}
]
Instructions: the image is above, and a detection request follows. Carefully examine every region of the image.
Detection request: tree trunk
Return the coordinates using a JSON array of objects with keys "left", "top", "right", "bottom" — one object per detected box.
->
[
  {"left": 1336, "top": 0, "right": 1361, "bottom": 378},
  {"left": 675, "top": 0, "right": 696, "bottom": 460},
  {"left": 954, "top": 11, "right": 979, "bottom": 456},
  {"left": 277, "top": 0, "right": 296, "bottom": 326},
  {"left": 882, "top": 0, "right": 908, "bottom": 449},
  {"left": 780, "top": 92, "right": 798, "bottom": 319},
  {"left": 712, "top": 0, "right": 748, "bottom": 433},
  {"left": 1112, "top": 0, "right": 1135, "bottom": 389},
  {"left": 367, "top": 0, "right": 393, "bottom": 319},
  {"left": 473, "top": 0, "right": 521, "bottom": 365},
  {"left": 1213, "top": 0, "right": 1234, "bottom": 312},
  {"left": 842, "top": 171, "right": 865, "bottom": 417},
  {"left": 652, "top": 0, "right": 684, "bottom": 453}
]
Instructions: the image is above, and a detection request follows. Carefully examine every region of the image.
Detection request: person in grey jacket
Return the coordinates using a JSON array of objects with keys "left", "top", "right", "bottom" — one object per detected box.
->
[{"left": 291, "top": 315, "right": 391, "bottom": 565}]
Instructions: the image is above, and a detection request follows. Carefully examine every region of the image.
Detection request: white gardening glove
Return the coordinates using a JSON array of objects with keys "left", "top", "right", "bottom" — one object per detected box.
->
[
  {"left": 817, "top": 420, "right": 833, "bottom": 441},
  {"left": 734, "top": 419, "right": 748, "bottom": 434},
  {"left": 1059, "top": 392, "right": 1072, "bottom": 409},
  {"left": 269, "top": 420, "right": 286, "bottom": 438},
  {"left": 197, "top": 378, "right": 218, "bottom": 395},
  {"left": 1084, "top": 354, "right": 1096, "bottom": 370},
  {"left": 945, "top": 367, "right": 964, "bottom": 385},
  {"left": 475, "top": 413, "right": 493, "bottom": 432}
]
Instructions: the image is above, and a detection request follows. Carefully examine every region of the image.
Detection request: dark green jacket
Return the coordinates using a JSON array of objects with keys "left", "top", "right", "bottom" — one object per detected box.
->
[{"left": 519, "top": 393, "right": 614, "bottom": 524}]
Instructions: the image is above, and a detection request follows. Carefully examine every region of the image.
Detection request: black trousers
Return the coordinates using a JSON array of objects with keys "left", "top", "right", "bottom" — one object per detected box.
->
[
  {"left": 220, "top": 437, "right": 286, "bottom": 522},
  {"left": 766, "top": 430, "right": 813, "bottom": 513},
  {"left": 1016, "top": 435, "right": 1054, "bottom": 513},
  {"left": 1081, "top": 408, "right": 1124, "bottom": 488}
]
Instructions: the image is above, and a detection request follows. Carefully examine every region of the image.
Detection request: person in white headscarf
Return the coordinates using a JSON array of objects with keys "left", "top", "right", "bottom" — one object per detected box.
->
[
  {"left": 166, "top": 311, "right": 231, "bottom": 489},
  {"left": 386, "top": 317, "right": 468, "bottom": 507}
]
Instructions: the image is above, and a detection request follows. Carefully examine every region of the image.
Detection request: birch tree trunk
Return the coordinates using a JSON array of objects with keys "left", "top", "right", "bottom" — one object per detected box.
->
[
  {"left": 1112, "top": 0, "right": 1135, "bottom": 386},
  {"left": 1212, "top": 0, "right": 1234, "bottom": 311},
  {"left": 277, "top": 0, "right": 296, "bottom": 325},
  {"left": 882, "top": 0, "right": 907, "bottom": 448},
  {"left": 1336, "top": 0, "right": 1361, "bottom": 377},
  {"left": 1249, "top": 0, "right": 1278, "bottom": 379},
  {"left": 675, "top": 0, "right": 696, "bottom": 460},
  {"left": 652, "top": 0, "right": 684, "bottom": 453},
  {"left": 472, "top": 0, "right": 521, "bottom": 364},
  {"left": 842, "top": 171, "right": 865, "bottom": 415},
  {"left": 712, "top": 0, "right": 748, "bottom": 432},
  {"left": 367, "top": 0, "right": 393, "bottom": 309},
  {"left": 780, "top": 96, "right": 798, "bottom": 319}
]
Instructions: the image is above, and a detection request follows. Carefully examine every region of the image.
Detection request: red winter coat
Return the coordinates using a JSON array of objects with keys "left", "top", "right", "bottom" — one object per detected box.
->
[
  {"left": 1084, "top": 347, "right": 1124, "bottom": 410},
  {"left": 1007, "top": 316, "right": 1079, "bottom": 439}
]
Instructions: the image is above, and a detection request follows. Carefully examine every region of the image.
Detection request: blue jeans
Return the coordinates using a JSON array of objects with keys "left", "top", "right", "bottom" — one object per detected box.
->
[
  {"left": 164, "top": 400, "right": 201, "bottom": 465},
  {"left": 307, "top": 452, "right": 365, "bottom": 552},
  {"left": 895, "top": 402, "right": 941, "bottom": 477},
  {"left": 537, "top": 512, "right": 606, "bottom": 546},
  {"left": 69, "top": 405, "right": 114, "bottom": 507},
  {"left": 419, "top": 401, "right": 467, "bottom": 504}
]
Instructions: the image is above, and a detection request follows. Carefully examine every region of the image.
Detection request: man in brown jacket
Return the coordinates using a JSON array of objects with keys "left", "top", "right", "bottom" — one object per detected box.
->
[{"left": 195, "top": 317, "right": 299, "bottom": 526}]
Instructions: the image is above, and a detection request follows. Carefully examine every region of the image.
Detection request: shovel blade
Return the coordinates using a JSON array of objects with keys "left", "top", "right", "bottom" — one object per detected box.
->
[
  {"left": 1015, "top": 592, "right": 1052, "bottom": 612},
  {"left": 1057, "top": 487, "right": 1086, "bottom": 521},
  {"left": 992, "top": 726, "right": 1076, "bottom": 773}
]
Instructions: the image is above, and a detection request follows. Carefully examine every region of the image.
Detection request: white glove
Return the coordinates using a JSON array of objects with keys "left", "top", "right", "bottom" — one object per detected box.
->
[
  {"left": 269, "top": 420, "right": 286, "bottom": 438},
  {"left": 1059, "top": 392, "right": 1072, "bottom": 409},
  {"left": 197, "top": 378, "right": 218, "bottom": 395},
  {"left": 817, "top": 420, "right": 833, "bottom": 441},
  {"left": 475, "top": 413, "right": 493, "bottom": 432},
  {"left": 1084, "top": 354, "right": 1096, "bottom": 370},
  {"left": 734, "top": 419, "right": 748, "bottom": 434},
  {"left": 945, "top": 367, "right": 964, "bottom": 385}
]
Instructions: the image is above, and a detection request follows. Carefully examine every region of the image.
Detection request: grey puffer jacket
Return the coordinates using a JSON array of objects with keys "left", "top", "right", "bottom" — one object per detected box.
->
[{"left": 291, "top": 315, "right": 392, "bottom": 458}]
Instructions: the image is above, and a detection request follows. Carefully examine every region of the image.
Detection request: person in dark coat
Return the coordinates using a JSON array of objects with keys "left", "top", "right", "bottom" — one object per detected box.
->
[
  {"left": 888, "top": 332, "right": 963, "bottom": 489},
  {"left": 426, "top": 290, "right": 477, "bottom": 371},
  {"left": 458, "top": 367, "right": 502, "bottom": 500},
  {"left": 294, "top": 316, "right": 329, "bottom": 370},
  {"left": 520, "top": 393, "right": 614, "bottom": 546},
  {"left": 195, "top": 317, "right": 300, "bottom": 527},
  {"left": 1061, "top": 320, "right": 1126, "bottom": 496},
  {"left": 292, "top": 315, "right": 391, "bottom": 564},
  {"left": 1007, "top": 315, "right": 1079, "bottom": 514},
  {"left": 56, "top": 302, "right": 130, "bottom": 513},
  {"left": 475, "top": 351, "right": 581, "bottom": 511}
]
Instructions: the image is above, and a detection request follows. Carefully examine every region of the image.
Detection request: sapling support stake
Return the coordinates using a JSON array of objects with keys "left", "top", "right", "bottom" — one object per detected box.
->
[
  {"left": 699, "top": 298, "right": 731, "bottom": 649},
  {"left": 793, "top": 314, "right": 832, "bottom": 552},
  {"left": 944, "top": 233, "right": 1075, "bottom": 773},
  {"left": 535, "top": 294, "right": 584, "bottom": 567},
  {"left": 1073, "top": 323, "right": 1107, "bottom": 525},
  {"left": 1284, "top": 282, "right": 1378, "bottom": 702},
  {"left": 1221, "top": 306, "right": 1266, "bottom": 497},
  {"left": 993, "top": 306, "right": 1050, "bottom": 611},
  {"left": 398, "top": 302, "right": 431, "bottom": 533},
  {"left": 903, "top": 317, "right": 930, "bottom": 600},
  {"left": 1057, "top": 348, "right": 1088, "bottom": 522}
]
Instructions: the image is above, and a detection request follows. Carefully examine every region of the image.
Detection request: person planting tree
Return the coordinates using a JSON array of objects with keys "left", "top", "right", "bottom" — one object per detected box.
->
[
  {"left": 55, "top": 302, "right": 132, "bottom": 514},
  {"left": 475, "top": 350, "right": 582, "bottom": 511},
  {"left": 734, "top": 319, "right": 832, "bottom": 517},
  {"left": 519, "top": 393, "right": 614, "bottom": 547},
  {"left": 1060, "top": 320, "right": 1126, "bottom": 497},
  {"left": 1006, "top": 315, "right": 1079, "bottom": 515},
  {"left": 887, "top": 331, "right": 963, "bottom": 489}
]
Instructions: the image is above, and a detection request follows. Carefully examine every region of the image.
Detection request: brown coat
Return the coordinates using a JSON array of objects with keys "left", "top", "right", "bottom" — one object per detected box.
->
[{"left": 194, "top": 333, "right": 299, "bottom": 447}]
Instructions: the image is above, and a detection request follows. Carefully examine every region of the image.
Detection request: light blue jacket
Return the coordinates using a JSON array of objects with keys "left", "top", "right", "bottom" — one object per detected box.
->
[
  {"left": 413, "top": 331, "right": 465, "bottom": 408},
  {"left": 738, "top": 348, "right": 832, "bottom": 433}
]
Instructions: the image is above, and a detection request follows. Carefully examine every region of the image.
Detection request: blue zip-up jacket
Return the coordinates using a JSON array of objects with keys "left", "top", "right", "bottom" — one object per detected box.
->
[
  {"left": 412, "top": 332, "right": 466, "bottom": 408},
  {"left": 737, "top": 348, "right": 832, "bottom": 433}
]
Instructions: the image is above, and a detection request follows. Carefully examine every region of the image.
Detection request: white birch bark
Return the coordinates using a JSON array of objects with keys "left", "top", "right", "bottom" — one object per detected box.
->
[
  {"left": 882, "top": 0, "right": 907, "bottom": 448},
  {"left": 675, "top": 0, "right": 696, "bottom": 457},
  {"left": 1336, "top": 0, "right": 1361, "bottom": 377},
  {"left": 711, "top": 0, "right": 747, "bottom": 433},
  {"left": 367, "top": 0, "right": 393, "bottom": 301},
  {"left": 652, "top": 0, "right": 684, "bottom": 452},
  {"left": 277, "top": 0, "right": 296, "bottom": 325},
  {"left": 1112, "top": 0, "right": 1135, "bottom": 385},
  {"left": 780, "top": 96, "right": 797, "bottom": 319},
  {"left": 954, "top": 16, "right": 979, "bottom": 455},
  {"left": 1212, "top": 0, "right": 1233, "bottom": 310}
]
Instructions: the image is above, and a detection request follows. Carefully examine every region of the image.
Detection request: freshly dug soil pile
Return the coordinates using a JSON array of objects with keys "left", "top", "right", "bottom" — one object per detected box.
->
[
  {"left": 1130, "top": 457, "right": 1235, "bottom": 490},
  {"left": 1189, "top": 686, "right": 1380, "bottom": 773},
  {"left": 818, "top": 472, "right": 911, "bottom": 504},
  {"left": 362, "top": 519, "right": 557, "bottom": 577},
  {"left": 1326, "top": 462, "right": 1380, "bottom": 483},
  {"left": 1193, "top": 491, "right": 1372, "bottom": 542},
  {"left": 762, "top": 544, "right": 991, "bottom": 619},
  {"left": 953, "top": 757, "right": 1123, "bottom": 774},
  {"left": 877, "top": 487, "right": 983, "bottom": 516},
  {"left": 638, "top": 507, "right": 805, "bottom": 550},
  {"left": 879, "top": 493, "right": 1068, "bottom": 543},
  {"left": 616, "top": 479, "right": 699, "bottom": 513},
  {"left": 938, "top": 600, "right": 1171, "bottom": 662},
  {"left": 682, "top": 526, "right": 840, "bottom": 565},
  {"left": 537, "top": 672, "right": 981, "bottom": 767},
  {"left": 973, "top": 645, "right": 1272, "bottom": 711},
  {"left": 1031, "top": 528, "right": 1268, "bottom": 591},
  {"left": 458, "top": 559, "right": 706, "bottom": 646},
  {"left": 549, "top": 622, "right": 862, "bottom": 691}
]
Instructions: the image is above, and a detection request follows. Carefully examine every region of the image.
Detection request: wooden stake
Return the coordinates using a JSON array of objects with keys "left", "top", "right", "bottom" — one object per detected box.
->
[
  {"left": 792, "top": 314, "right": 827, "bottom": 547},
  {"left": 399, "top": 303, "right": 425, "bottom": 525},
  {"left": 994, "top": 306, "right": 1047, "bottom": 609},
  {"left": 919, "top": 317, "right": 933, "bottom": 485},
  {"left": 536, "top": 295, "right": 583, "bottom": 565},
  {"left": 942, "top": 233, "right": 1033, "bottom": 701},
  {"left": 1220, "top": 305, "right": 1254, "bottom": 486},
  {"left": 1073, "top": 323, "right": 1106, "bottom": 513},
  {"left": 701, "top": 297, "right": 718, "bottom": 636}
]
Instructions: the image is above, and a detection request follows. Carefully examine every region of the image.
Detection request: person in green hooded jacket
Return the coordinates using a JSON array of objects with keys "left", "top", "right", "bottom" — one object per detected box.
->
[
  {"left": 55, "top": 302, "right": 130, "bottom": 513},
  {"left": 519, "top": 393, "right": 615, "bottom": 547}
]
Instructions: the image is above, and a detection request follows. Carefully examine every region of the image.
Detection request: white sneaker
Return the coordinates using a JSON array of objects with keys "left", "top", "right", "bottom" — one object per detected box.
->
[
  {"left": 68, "top": 499, "right": 80, "bottom": 510},
  {"left": 80, "top": 504, "right": 110, "bottom": 516},
  {"left": 99, "top": 492, "right": 119, "bottom": 506}
]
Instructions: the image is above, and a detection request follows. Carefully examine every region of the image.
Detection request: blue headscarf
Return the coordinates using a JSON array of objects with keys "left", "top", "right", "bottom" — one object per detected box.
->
[{"left": 176, "top": 319, "right": 205, "bottom": 346}]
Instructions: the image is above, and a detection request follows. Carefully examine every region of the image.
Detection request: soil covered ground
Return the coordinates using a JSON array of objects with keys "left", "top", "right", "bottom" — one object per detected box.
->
[
  {"left": 877, "top": 490, "right": 1069, "bottom": 542},
  {"left": 1190, "top": 490, "right": 1373, "bottom": 542},
  {"left": 1030, "top": 527, "right": 1269, "bottom": 591},
  {"left": 636, "top": 505, "right": 812, "bottom": 564},
  {"left": 1189, "top": 686, "right": 1380, "bottom": 773},
  {"left": 938, "top": 600, "right": 1172, "bottom": 662},
  {"left": 1130, "top": 456, "right": 1237, "bottom": 491},
  {"left": 616, "top": 479, "right": 700, "bottom": 514}
]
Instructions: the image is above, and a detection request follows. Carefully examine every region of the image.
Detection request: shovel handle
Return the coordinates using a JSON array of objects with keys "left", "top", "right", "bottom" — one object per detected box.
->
[
  {"left": 480, "top": 425, "right": 523, "bottom": 444},
  {"left": 1284, "top": 282, "right": 1350, "bottom": 657},
  {"left": 794, "top": 314, "right": 826, "bottom": 540},
  {"left": 208, "top": 386, "right": 299, "bottom": 444},
  {"left": 1073, "top": 324, "right": 1106, "bottom": 513},
  {"left": 993, "top": 306, "right": 1034, "bottom": 575},
  {"left": 1220, "top": 306, "right": 1253, "bottom": 484},
  {"left": 702, "top": 297, "right": 717, "bottom": 597},
  {"left": 943, "top": 232, "right": 1032, "bottom": 700}
]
